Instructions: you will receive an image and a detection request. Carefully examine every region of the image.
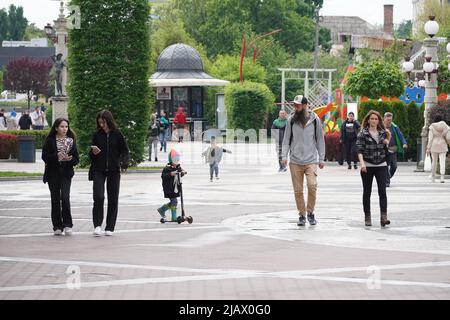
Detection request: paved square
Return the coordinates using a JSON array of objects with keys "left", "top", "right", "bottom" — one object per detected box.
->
[{"left": 0, "top": 143, "right": 449, "bottom": 299}]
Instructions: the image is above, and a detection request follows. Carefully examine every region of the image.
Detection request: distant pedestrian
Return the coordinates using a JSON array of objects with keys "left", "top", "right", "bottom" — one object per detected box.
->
[
  {"left": 158, "top": 110, "right": 169, "bottom": 152},
  {"left": 272, "top": 110, "right": 288, "bottom": 172},
  {"left": 18, "top": 110, "right": 33, "bottom": 130},
  {"left": 281, "top": 95, "right": 326, "bottom": 227},
  {"left": 383, "top": 112, "right": 408, "bottom": 187},
  {"left": 173, "top": 106, "right": 187, "bottom": 143},
  {"left": 149, "top": 113, "right": 160, "bottom": 162},
  {"left": 202, "top": 136, "right": 232, "bottom": 182},
  {"left": 42, "top": 118, "right": 79, "bottom": 236},
  {"left": 89, "top": 110, "right": 129, "bottom": 237},
  {"left": 357, "top": 110, "right": 391, "bottom": 227},
  {"left": 0, "top": 109, "right": 7, "bottom": 131},
  {"left": 427, "top": 115, "right": 450, "bottom": 184},
  {"left": 340, "top": 112, "right": 361, "bottom": 170},
  {"left": 31, "top": 106, "right": 45, "bottom": 130}
]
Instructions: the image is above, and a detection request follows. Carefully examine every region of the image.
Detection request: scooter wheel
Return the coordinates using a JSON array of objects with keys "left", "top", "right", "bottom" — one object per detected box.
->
[
  {"left": 187, "top": 216, "right": 193, "bottom": 224},
  {"left": 160, "top": 218, "right": 165, "bottom": 224},
  {"left": 177, "top": 216, "right": 183, "bottom": 224}
]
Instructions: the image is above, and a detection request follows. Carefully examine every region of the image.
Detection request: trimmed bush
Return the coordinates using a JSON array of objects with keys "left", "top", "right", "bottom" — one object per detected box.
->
[
  {"left": 0, "top": 133, "right": 17, "bottom": 159},
  {"left": 224, "top": 81, "right": 275, "bottom": 131},
  {"left": 68, "top": 0, "right": 151, "bottom": 167},
  {"left": 405, "top": 101, "right": 424, "bottom": 162},
  {"left": 2, "top": 130, "right": 49, "bottom": 149}
]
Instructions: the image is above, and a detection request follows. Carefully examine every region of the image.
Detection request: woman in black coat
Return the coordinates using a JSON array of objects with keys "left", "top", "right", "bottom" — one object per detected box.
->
[
  {"left": 42, "top": 118, "right": 79, "bottom": 236},
  {"left": 90, "top": 110, "right": 129, "bottom": 237}
]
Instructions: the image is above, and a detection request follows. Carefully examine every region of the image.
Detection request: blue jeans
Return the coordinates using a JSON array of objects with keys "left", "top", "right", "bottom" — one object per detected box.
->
[
  {"left": 159, "top": 129, "right": 167, "bottom": 152},
  {"left": 210, "top": 162, "right": 219, "bottom": 179}
]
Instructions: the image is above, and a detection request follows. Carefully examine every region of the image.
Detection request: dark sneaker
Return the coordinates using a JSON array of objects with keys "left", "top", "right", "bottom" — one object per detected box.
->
[
  {"left": 348, "top": 164, "right": 352, "bottom": 170},
  {"left": 307, "top": 213, "right": 317, "bottom": 226},
  {"left": 297, "top": 215, "right": 306, "bottom": 227},
  {"left": 354, "top": 164, "right": 358, "bottom": 170}
]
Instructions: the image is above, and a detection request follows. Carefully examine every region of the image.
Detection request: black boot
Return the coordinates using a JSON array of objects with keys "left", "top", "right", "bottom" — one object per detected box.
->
[
  {"left": 365, "top": 214, "right": 372, "bottom": 227},
  {"left": 380, "top": 213, "right": 390, "bottom": 227}
]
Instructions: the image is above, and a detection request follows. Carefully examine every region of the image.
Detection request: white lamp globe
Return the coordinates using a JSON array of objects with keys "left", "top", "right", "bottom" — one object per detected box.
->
[
  {"left": 402, "top": 61, "right": 414, "bottom": 73},
  {"left": 423, "top": 61, "right": 435, "bottom": 73},
  {"left": 424, "top": 17, "right": 439, "bottom": 37},
  {"left": 418, "top": 80, "right": 426, "bottom": 87}
]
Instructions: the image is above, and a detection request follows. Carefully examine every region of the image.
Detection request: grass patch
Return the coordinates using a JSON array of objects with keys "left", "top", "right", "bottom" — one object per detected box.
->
[{"left": 0, "top": 171, "right": 42, "bottom": 177}]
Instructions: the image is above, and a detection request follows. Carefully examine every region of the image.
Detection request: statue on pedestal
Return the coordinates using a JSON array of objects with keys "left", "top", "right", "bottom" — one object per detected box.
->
[{"left": 51, "top": 53, "right": 66, "bottom": 96}]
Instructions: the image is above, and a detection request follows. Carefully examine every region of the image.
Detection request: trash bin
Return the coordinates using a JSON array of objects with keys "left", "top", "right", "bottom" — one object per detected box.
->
[{"left": 17, "top": 135, "right": 36, "bottom": 163}]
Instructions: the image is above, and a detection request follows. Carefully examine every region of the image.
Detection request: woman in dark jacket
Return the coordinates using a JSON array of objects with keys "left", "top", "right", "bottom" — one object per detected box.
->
[
  {"left": 90, "top": 110, "right": 129, "bottom": 237},
  {"left": 42, "top": 118, "right": 79, "bottom": 236},
  {"left": 340, "top": 112, "right": 361, "bottom": 169},
  {"left": 356, "top": 110, "right": 391, "bottom": 228}
]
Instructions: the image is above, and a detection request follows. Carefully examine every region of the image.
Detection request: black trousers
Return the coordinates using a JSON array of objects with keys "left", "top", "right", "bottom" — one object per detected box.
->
[
  {"left": 386, "top": 152, "right": 398, "bottom": 185},
  {"left": 92, "top": 170, "right": 121, "bottom": 232},
  {"left": 344, "top": 139, "right": 357, "bottom": 165},
  {"left": 361, "top": 166, "right": 388, "bottom": 215},
  {"left": 48, "top": 173, "right": 73, "bottom": 231}
]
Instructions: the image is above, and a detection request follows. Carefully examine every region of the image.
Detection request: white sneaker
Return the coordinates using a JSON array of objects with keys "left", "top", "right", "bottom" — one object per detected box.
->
[
  {"left": 54, "top": 229, "right": 62, "bottom": 236},
  {"left": 93, "top": 227, "right": 103, "bottom": 237},
  {"left": 105, "top": 231, "right": 114, "bottom": 236},
  {"left": 441, "top": 176, "right": 445, "bottom": 184},
  {"left": 64, "top": 227, "right": 72, "bottom": 236}
]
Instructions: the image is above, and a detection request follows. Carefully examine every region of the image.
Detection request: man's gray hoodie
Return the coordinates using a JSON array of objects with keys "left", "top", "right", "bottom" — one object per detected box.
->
[{"left": 281, "top": 111, "right": 326, "bottom": 165}]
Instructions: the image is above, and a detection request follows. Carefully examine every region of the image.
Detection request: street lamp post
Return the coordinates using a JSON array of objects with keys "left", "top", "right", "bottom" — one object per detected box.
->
[
  {"left": 403, "top": 17, "right": 440, "bottom": 171},
  {"left": 45, "top": 1, "right": 69, "bottom": 123}
]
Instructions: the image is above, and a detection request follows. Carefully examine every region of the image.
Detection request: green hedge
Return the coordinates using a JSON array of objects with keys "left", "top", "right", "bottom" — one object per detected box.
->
[
  {"left": 224, "top": 81, "right": 275, "bottom": 131},
  {"left": 69, "top": 0, "right": 151, "bottom": 167},
  {"left": 2, "top": 130, "right": 49, "bottom": 149},
  {"left": 359, "top": 100, "right": 423, "bottom": 161}
]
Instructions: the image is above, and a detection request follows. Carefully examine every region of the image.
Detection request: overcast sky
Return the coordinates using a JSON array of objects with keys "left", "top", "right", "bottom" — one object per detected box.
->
[{"left": 0, "top": 0, "right": 413, "bottom": 29}]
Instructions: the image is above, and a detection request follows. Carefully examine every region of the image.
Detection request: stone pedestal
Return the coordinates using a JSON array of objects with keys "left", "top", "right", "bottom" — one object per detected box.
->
[{"left": 51, "top": 96, "right": 69, "bottom": 123}]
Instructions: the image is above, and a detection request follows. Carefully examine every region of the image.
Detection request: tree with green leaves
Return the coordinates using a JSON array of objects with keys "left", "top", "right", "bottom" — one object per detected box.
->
[
  {"left": 0, "top": 9, "right": 8, "bottom": 44},
  {"left": 395, "top": 20, "right": 412, "bottom": 39},
  {"left": 68, "top": 0, "right": 151, "bottom": 166},
  {"left": 173, "top": 0, "right": 328, "bottom": 57},
  {"left": 345, "top": 60, "right": 405, "bottom": 99},
  {"left": 23, "top": 23, "right": 46, "bottom": 42},
  {"left": 6, "top": 4, "right": 28, "bottom": 41}
]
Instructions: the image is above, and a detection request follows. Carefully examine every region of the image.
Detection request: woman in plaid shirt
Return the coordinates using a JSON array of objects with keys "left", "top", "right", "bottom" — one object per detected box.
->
[{"left": 356, "top": 110, "right": 391, "bottom": 228}]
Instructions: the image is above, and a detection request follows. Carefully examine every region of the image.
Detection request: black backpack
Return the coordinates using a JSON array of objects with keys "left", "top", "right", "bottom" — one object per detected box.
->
[{"left": 289, "top": 117, "right": 318, "bottom": 146}]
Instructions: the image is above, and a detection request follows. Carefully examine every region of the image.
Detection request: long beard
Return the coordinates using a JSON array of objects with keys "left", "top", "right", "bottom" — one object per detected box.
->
[{"left": 293, "top": 109, "right": 308, "bottom": 126}]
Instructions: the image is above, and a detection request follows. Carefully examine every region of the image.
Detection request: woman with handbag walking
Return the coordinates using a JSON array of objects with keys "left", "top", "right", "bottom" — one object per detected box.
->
[
  {"left": 42, "top": 118, "right": 79, "bottom": 236},
  {"left": 427, "top": 115, "right": 450, "bottom": 183}
]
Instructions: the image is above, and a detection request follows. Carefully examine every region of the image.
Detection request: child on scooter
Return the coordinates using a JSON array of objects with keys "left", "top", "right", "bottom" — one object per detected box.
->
[{"left": 157, "top": 149, "right": 187, "bottom": 222}]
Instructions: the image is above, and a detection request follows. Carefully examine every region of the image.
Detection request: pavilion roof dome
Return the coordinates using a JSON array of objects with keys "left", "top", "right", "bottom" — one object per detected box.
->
[{"left": 156, "top": 43, "right": 204, "bottom": 72}]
